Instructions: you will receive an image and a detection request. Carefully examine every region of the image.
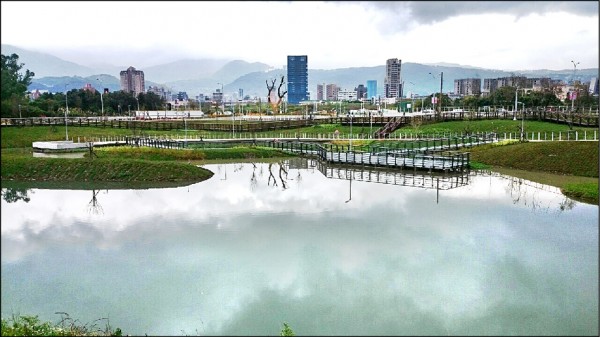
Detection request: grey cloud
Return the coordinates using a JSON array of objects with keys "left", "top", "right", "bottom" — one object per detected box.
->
[{"left": 364, "top": 1, "right": 597, "bottom": 24}]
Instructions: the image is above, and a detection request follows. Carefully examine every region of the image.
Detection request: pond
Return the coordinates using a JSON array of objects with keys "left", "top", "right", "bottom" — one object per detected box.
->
[{"left": 1, "top": 158, "right": 598, "bottom": 336}]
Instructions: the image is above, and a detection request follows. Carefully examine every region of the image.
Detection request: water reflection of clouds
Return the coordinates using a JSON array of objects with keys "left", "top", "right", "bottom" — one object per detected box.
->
[
  {"left": 1, "top": 163, "right": 596, "bottom": 260},
  {"left": 1, "top": 162, "right": 598, "bottom": 335}
]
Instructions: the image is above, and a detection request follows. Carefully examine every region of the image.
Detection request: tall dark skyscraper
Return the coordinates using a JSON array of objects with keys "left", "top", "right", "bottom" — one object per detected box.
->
[{"left": 287, "top": 55, "right": 308, "bottom": 104}]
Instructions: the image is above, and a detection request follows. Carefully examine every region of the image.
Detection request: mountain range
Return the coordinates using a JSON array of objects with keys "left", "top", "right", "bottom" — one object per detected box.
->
[{"left": 2, "top": 44, "right": 598, "bottom": 99}]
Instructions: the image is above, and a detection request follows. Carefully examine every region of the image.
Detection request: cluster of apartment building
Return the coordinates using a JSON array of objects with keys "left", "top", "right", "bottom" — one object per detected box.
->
[
  {"left": 65, "top": 57, "right": 598, "bottom": 108},
  {"left": 315, "top": 56, "right": 598, "bottom": 104},
  {"left": 454, "top": 76, "right": 598, "bottom": 101},
  {"left": 453, "top": 76, "right": 562, "bottom": 96},
  {"left": 315, "top": 58, "right": 402, "bottom": 103}
]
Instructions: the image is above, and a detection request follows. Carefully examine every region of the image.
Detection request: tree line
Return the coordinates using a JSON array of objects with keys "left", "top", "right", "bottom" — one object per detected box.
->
[{"left": 1, "top": 53, "right": 165, "bottom": 118}]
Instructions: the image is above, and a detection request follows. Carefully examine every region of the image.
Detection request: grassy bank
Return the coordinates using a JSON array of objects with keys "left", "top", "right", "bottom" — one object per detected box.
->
[
  {"left": 467, "top": 141, "right": 598, "bottom": 177},
  {"left": 396, "top": 119, "right": 597, "bottom": 135},
  {"left": 93, "top": 146, "right": 293, "bottom": 161},
  {"left": 3, "top": 120, "right": 597, "bottom": 149},
  {"left": 2, "top": 149, "right": 214, "bottom": 184},
  {"left": 1, "top": 145, "right": 292, "bottom": 185},
  {"left": 465, "top": 141, "right": 598, "bottom": 204}
]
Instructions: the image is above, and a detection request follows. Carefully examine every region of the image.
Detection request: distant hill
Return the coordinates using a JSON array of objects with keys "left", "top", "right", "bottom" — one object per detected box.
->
[
  {"left": 143, "top": 58, "right": 231, "bottom": 84},
  {"left": 212, "top": 60, "right": 273, "bottom": 84},
  {"left": 28, "top": 75, "right": 121, "bottom": 93},
  {"left": 1, "top": 44, "right": 96, "bottom": 77},
  {"left": 5, "top": 44, "right": 597, "bottom": 98}
]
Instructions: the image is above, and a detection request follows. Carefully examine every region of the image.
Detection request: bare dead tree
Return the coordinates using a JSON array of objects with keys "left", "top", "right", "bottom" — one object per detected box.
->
[
  {"left": 266, "top": 79, "right": 276, "bottom": 107},
  {"left": 266, "top": 76, "right": 288, "bottom": 113},
  {"left": 277, "top": 76, "right": 288, "bottom": 113},
  {"left": 87, "top": 142, "right": 98, "bottom": 160}
]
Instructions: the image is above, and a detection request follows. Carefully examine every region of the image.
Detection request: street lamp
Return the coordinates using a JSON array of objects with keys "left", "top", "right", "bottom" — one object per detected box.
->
[
  {"left": 96, "top": 78, "right": 104, "bottom": 120},
  {"left": 570, "top": 60, "right": 580, "bottom": 112},
  {"left": 514, "top": 87, "right": 519, "bottom": 121},
  {"left": 439, "top": 72, "right": 443, "bottom": 116},
  {"left": 184, "top": 115, "right": 187, "bottom": 147},
  {"left": 407, "top": 81, "right": 416, "bottom": 113},
  {"left": 218, "top": 82, "right": 232, "bottom": 137},
  {"left": 362, "top": 100, "right": 373, "bottom": 136},
  {"left": 231, "top": 98, "right": 235, "bottom": 138},
  {"left": 429, "top": 72, "right": 443, "bottom": 118},
  {"left": 18, "top": 104, "right": 22, "bottom": 119},
  {"left": 64, "top": 84, "right": 69, "bottom": 141}
]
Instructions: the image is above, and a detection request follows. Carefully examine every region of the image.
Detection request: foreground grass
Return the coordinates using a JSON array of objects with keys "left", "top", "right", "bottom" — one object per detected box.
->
[
  {"left": 465, "top": 141, "right": 599, "bottom": 204},
  {"left": 1, "top": 313, "right": 295, "bottom": 336},
  {"left": 1, "top": 313, "right": 121, "bottom": 336}
]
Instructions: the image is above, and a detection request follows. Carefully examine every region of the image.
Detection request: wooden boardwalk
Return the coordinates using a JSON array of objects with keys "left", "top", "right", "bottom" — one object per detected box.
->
[
  {"left": 258, "top": 136, "right": 499, "bottom": 172},
  {"left": 4, "top": 108, "right": 598, "bottom": 132},
  {"left": 117, "top": 133, "right": 498, "bottom": 172}
]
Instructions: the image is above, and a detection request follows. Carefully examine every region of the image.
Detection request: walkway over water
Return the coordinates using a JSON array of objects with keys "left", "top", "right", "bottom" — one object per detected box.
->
[
  {"left": 254, "top": 134, "right": 497, "bottom": 172},
  {"left": 118, "top": 133, "right": 499, "bottom": 172},
  {"left": 261, "top": 141, "right": 471, "bottom": 172}
]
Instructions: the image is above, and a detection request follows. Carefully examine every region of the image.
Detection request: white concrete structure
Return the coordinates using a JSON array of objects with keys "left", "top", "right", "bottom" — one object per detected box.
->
[
  {"left": 135, "top": 110, "right": 205, "bottom": 119},
  {"left": 32, "top": 141, "right": 88, "bottom": 151}
]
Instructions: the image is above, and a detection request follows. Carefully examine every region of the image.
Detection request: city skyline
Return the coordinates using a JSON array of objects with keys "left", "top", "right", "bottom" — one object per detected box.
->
[{"left": 1, "top": 1, "right": 598, "bottom": 72}]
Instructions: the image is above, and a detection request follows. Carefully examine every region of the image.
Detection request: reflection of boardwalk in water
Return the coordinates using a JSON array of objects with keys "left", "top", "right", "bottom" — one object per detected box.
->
[{"left": 312, "top": 159, "right": 470, "bottom": 190}]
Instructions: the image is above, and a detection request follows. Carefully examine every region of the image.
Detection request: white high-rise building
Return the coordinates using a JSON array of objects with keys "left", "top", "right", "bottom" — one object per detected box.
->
[{"left": 384, "top": 58, "right": 402, "bottom": 99}]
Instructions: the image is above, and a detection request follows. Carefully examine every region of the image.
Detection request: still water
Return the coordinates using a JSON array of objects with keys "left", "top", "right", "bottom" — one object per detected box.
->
[{"left": 1, "top": 158, "right": 598, "bottom": 336}]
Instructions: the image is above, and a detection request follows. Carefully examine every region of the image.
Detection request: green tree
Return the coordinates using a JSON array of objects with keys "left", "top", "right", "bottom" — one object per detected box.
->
[
  {"left": 280, "top": 322, "right": 295, "bottom": 336},
  {"left": 491, "top": 86, "right": 518, "bottom": 107},
  {"left": 1, "top": 53, "right": 35, "bottom": 117}
]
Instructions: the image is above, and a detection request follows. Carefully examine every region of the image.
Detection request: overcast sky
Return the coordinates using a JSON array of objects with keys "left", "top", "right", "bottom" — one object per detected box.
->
[{"left": 1, "top": 1, "right": 598, "bottom": 71}]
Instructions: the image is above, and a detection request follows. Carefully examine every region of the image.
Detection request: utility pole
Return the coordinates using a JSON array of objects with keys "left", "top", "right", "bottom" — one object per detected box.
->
[
  {"left": 96, "top": 78, "right": 104, "bottom": 120},
  {"left": 428, "top": 72, "right": 443, "bottom": 117},
  {"left": 438, "top": 72, "right": 443, "bottom": 118},
  {"left": 65, "top": 84, "right": 69, "bottom": 141}
]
